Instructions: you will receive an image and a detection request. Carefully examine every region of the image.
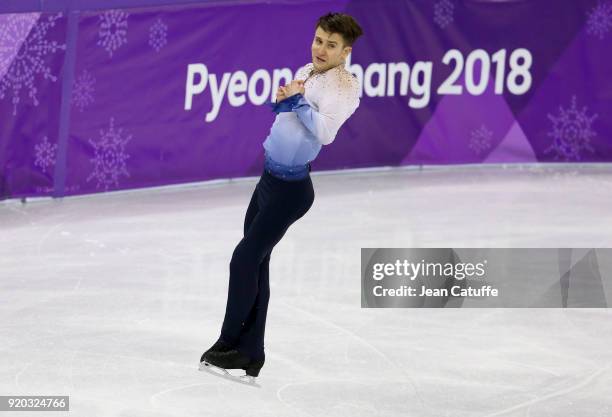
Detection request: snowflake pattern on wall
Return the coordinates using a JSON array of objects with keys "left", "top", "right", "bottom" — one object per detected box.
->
[
  {"left": 586, "top": 1, "right": 612, "bottom": 40},
  {"left": 434, "top": 0, "right": 455, "bottom": 29},
  {"left": 0, "top": 13, "right": 66, "bottom": 115},
  {"left": 149, "top": 18, "right": 168, "bottom": 52},
  {"left": 545, "top": 96, "right": 597, "bottom": 161},
  {"left": 34, "top": 136, "right": 58, "bottom": 174},
  {"left": 97, "top": 9, "right": 129, "bottom": 58},
  {"left": 468, "top": 125, "right": 493, "bottom": 155},
  {"left": 0, "top": 14, "right": 37, "bottom": 77},
  {"left": 72, "top": 69, "right": 96, "bottom": 112},
  {"left": 87, "top": 117, "right": 132, "bottom": 190}
]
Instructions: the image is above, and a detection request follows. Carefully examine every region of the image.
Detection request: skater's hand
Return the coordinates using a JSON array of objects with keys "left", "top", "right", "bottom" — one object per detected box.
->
[
  {"left": 283, "top": 80, "right": 305, "bottom": 98},
  {"left": 275, "top": 86, "right": 288, "bottom": 102}
]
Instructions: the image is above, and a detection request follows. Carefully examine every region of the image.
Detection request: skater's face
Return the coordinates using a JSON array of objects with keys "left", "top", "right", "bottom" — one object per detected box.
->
[{"left": 311, "top": 26, "right": 352, "bottom": 73}]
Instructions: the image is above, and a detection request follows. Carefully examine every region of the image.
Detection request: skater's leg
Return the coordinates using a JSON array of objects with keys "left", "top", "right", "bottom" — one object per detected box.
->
[
  {"left": 221, "top": 177, "right": 314, "bottom": 354},
  {"left": 219, "top": 204, "right": 292, "bottom": 352},
  {"left": 236, "top": 252, "right": 270, "bottom": 359},
  {"left": 215, "top": 184, "right": 260, "bottom": 347},
  {"left": 237, "top": 182, "right": 268, "bottom": 340},
  {"left": 219, "top": 174, "right": 314, "bottom": 360},
  {"left": 217, "top": 180, "right": 270, "bottom": 348},
  {"left": 243, "top": 183, "right": 260, "bottom": 236}
]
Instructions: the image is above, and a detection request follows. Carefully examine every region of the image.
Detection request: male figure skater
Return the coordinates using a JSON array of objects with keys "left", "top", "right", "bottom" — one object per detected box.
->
[{"left": 200, "top": 12, "right": 363, "bottom": 382}]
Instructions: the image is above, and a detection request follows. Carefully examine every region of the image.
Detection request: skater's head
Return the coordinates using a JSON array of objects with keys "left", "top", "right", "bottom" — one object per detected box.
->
[{"left": 311, "top": 12, "right": 363, "bottom": 73}]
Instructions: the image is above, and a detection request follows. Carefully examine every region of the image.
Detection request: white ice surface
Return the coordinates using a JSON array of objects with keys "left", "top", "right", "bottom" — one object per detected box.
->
[{"left": 1, "top": 164, "right": 612, "bottom": 417}]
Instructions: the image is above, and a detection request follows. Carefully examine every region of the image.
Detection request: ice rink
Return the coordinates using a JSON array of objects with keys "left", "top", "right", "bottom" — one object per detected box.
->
[{"left": 1, "top": 164, "right": 612, "bottom": 417}]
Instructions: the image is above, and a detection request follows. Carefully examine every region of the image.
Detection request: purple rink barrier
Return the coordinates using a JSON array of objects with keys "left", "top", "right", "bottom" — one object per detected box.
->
[{"left": 0, "top": 0, "right": 611, "bottom": 200}]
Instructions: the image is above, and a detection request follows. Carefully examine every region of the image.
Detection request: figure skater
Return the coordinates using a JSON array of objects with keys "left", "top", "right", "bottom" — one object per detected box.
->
[{"left": 200, "top": 12, "right": 363, "bottom": 382}]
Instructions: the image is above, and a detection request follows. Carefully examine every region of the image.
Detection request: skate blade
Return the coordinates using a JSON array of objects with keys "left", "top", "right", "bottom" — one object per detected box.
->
[{"left": 198, "top": 361, "right": 260, "bottom": 387}]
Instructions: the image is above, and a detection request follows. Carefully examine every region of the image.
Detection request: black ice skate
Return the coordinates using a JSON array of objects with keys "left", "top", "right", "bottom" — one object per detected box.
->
[
  {"left": 200, "top": 339, "right": 234, "bottom": 363},
  {"left": 199, "top": 349, "right": 265, "bottom": 386}
]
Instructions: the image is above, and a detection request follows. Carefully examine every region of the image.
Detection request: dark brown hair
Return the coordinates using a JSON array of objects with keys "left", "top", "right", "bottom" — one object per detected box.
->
[{"left": 316, "top": 12, "right": 363, "bottom": 48}]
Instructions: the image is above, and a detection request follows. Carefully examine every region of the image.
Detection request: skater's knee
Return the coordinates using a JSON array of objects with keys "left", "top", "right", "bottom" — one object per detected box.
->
[{"left": 230, "top": 240, "right": 266, "bottom": 270}]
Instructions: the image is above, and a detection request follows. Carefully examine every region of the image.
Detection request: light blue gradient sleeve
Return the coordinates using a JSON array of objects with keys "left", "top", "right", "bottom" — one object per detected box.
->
[{"left": 293, "top": 89, "right": 359, "bottom": 145}]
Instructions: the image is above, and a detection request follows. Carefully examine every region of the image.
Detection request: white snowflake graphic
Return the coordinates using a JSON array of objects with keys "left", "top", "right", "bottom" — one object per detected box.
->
[
  {"left": 72, "top": 69, "right": 96, "bottom": 112},
  {"left": 97, "top": 9, "right": 129, "bottom": 58},
  {"left": 586, "top": 1, "right": 612, "bottom": 40},
  {"left": 545, "top": 96, "right": 597, "bottom": 161},
  {"left": 34, "top": 136, "right": 58, "bottom": 174},
  {"left": 0, "top": 14, "right": 37, "bottom": 77},
  {"left": 149, "top": 18, "right": 168, "bottom": 52},
  {"left": 434, "top": 0, "right": 455, "bottom": 29},
  {"left": 468, "top": 125, "right": 493, "bottom": 155},
  {"left": 0, "top": 13, "right": 66, "bottom": 116},
  {"left": 87, "top": 117, "right": 132, "bottom": 190}
]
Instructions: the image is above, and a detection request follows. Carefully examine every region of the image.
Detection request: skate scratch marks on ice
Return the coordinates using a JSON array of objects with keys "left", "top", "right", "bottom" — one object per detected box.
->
[
  {"left": 150, "top": 382, "right": 216, "bottom": 408},
  {"left": 277, "top": 378, "right": 384, "bottom": 417},
  {"left": 276, "top": 381, "right": 320, "bottom": 417},
  {"left": 276, "top": 301, "right": 434, "bottom": 416},
  {"left": 36, "top": 221, "right": 66, "bottom": 256},
  {"left": 494, "top": 358, "right": 561, "bottom": 378},
  {"left": 4, "top": 204, "right": 37, "bottom": 226},
  {"left": 65, "top": 348, "right": 79, "bottom": 392},
  {"left": 14, "top": 361, "right": 32, "bottom": 388},
  {"left": 480, "top": 362, "right": 612, "bottom": 417}
]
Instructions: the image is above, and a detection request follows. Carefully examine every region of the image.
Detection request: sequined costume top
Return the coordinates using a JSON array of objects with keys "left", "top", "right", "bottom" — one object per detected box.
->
[{"left": 263, "top": 62, "right": 361, "bottom": 167}]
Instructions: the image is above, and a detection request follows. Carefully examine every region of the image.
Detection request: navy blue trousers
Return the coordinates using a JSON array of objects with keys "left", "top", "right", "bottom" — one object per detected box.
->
[{"left": 218, "top": 167, "right": 314, "bottom": 361}]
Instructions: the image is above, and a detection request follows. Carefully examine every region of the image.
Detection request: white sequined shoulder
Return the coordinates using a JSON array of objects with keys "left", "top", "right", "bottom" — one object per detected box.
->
[
  {"left": 327, "top": 66, "right": 360, "bottom": 99},
  {"left": 295, "top": 63, "right": 314, "bottom": 81}
]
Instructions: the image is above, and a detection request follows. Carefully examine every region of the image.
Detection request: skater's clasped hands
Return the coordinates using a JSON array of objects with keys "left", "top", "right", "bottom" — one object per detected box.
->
[{"left": 276, "top": 80, "right": 305, "bottom": 102}]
